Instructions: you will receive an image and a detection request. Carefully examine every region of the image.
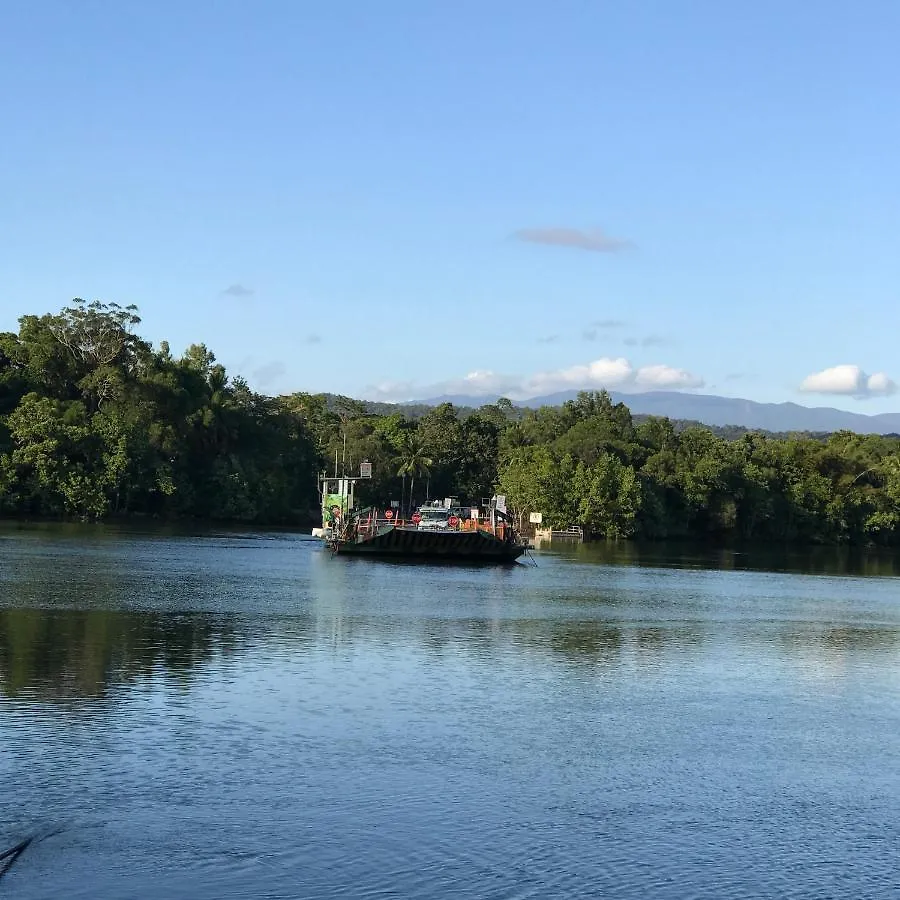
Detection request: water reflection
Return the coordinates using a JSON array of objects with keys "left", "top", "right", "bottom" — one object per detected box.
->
[
  {"left": 549, "top": 620, "right": 624, "bottom": 662},
  {"left": 7, "top": 604, "right": 898, "bottom": 702},
  {"left": 0, "top": 610, "right": 236, "bottom": 700},
  {"left": 3, "top": 527, "right": 900, "bottom": 900},
  {"left": 2, "top": 525, "right": 900, "bottom": 703},
  {"left": 396, "top": 616, "right": 704, "bottom": 668},
  {"left": 550, "top": 539, "right": 900, "bottom": 577},
  {"left": 773, "top": 623, "right": 900, "bottom": 653}
]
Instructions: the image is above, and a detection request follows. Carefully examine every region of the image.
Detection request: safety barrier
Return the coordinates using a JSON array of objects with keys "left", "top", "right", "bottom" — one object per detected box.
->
[{"left": 344, "top": 512, "right": 510, "bottom": 541}]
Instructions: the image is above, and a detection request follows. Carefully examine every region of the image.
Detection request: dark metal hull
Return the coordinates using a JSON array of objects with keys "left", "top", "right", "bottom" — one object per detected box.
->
[{"left": 329, "top": 526, "right": 527, "bottom": 563}]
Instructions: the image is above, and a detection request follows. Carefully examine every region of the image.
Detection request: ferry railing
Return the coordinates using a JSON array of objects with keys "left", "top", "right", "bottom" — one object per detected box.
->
[
  {"left": 348, "top": 513, "right": 408, "bottom": 539},
  {"left": 346, "top": 512, "right": 516, "bottom": 542}
]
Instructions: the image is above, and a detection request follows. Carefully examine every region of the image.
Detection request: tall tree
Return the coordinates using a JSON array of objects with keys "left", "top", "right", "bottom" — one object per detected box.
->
[{"left": 393, "top": 433, "right": 433, "bottom": 514}]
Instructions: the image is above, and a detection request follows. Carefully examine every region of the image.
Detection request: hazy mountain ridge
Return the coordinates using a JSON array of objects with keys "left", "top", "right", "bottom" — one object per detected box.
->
[{"left": 416, "top": 390, "right": 900, "bottom": 435}]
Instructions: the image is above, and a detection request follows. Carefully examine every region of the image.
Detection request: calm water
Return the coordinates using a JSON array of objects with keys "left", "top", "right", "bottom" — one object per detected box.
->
[{"left": 2, "top": 525, "right": 900, "bottom": 899}]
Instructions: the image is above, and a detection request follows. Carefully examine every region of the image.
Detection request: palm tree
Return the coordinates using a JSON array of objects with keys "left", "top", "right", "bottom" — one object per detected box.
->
[{"left": 393, "top": 434, "right": 433, "bottom": 516}]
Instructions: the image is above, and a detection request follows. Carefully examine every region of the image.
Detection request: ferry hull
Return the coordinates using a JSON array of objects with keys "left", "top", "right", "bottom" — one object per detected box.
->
[{"left": 329, "top": 526, "right": 526, "bottom": 563}]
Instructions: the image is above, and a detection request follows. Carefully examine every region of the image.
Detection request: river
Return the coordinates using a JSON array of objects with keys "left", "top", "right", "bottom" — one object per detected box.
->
[{"left": 2, "top": 524, "right": 899, "bottom": 898}]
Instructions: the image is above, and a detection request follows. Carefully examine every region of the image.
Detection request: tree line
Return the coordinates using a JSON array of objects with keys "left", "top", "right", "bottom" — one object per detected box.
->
[
  {"left": 2, "top": 300, "right": 900, "bottom": 545},
  {"left": 0, "top": 300, "right": 318, "bottom": 522}
]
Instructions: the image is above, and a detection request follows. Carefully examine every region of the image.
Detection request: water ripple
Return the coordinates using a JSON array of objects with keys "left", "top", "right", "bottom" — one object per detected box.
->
[{"left": 2, "top": 527, "right": 900, "bottom": 898}]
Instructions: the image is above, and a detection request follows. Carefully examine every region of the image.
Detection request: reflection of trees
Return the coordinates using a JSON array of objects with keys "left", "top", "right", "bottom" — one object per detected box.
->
[
  {"left": 766, "top": 622, "right": 900, "bottom": 678},
  {"left": 775, "top": 624, "right": 900, "bottom": 654},
  {"left": 5, "top": 603, "right": 897, "bottom": 701},
  {"left": 0, "top": 610, "right": 236, "bottom": 700},
  {"left": 556, "top": 540, "right": 900, "bottom": 577},
  {"left": 548, "top": 622, "right": 623, "bottom": 662},
  {"left": 313, "top": 605, "right": 900, "bottom": 672},
  {"left": 819, "top": 625, "right": 900, "bottom": 650},
  {"left": 409, "top": 616, "right": 707, "bottom": 668}
]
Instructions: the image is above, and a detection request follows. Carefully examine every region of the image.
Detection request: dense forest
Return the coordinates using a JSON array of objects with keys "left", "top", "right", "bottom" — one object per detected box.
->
[{"left": 2, "top": 300, "right": 900, "bottom": 545}]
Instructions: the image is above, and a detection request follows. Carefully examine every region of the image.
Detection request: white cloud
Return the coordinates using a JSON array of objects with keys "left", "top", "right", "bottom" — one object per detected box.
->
[
  {"left": 459, "top": 370, "right": 522, "bottom": 394},
  {"left": 527, "top": 357, "right": 635, "bottom": 395},
  {"left": 799, "top": 364, "right": 896, "bottom": 399},
  {"left": 363, "top": 356, "right": 704, "bottom": 402},
  {"left": 865, "top": 372, "right": 894, "bottom": 395},
  {"left": 634, "top": 364, "right": 701, "bottom": 389},
  {"left": 365, "top": 379, "right": 418, "bottom": 401},
  {"left": 364, "top": 370, "right": 522, "bottom": 403}
]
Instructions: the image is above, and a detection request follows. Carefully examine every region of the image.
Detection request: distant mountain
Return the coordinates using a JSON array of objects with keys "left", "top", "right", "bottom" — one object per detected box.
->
[
  {"left": 420, "top": 390, "right": 900, "bottom": 435},
  {"left": 421, "top": 393, "right": 494, "bottom": 407}
]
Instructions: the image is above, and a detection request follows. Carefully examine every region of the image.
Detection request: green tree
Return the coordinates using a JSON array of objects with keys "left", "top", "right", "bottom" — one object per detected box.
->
[
  {"left": 393, "top": 433, "right": 433, "bottom": 513},
  {"left": 573, "top": 454, "right": 642, "bottom": 538},
  {"left": 4, "top": 298, "right": 900, "bottom": 546}
]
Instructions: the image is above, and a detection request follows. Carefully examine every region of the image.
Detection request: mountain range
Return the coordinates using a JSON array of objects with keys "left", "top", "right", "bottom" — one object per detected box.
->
[{"left": 419, "top": 390, "right": 900, "bottom": 435}]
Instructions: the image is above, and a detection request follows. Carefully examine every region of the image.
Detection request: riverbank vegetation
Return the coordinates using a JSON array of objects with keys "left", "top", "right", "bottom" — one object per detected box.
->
[
  {"left": 0, "top": 301, "right": 319, "bottom": 522},
  {"left": 2, "top": 301, "right": 900, "bottom": 544}
]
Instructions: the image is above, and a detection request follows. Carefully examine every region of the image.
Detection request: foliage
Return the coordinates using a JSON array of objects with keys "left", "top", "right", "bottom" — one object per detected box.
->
[
  {"left": 393, "top": 432, "right": 433, "bottom": 512},
  {"left": 0, "top": 301, "right": 319, "bottom": 523},
  {"left": 3, "top": 301, "right": 900, "bottom": 544},
  {"left": 496, "top": 398, "right": 900, "bottom": 546}
]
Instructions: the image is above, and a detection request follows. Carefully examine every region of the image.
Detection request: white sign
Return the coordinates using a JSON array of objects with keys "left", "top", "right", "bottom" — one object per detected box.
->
[
  {"left": 529, "top": 512, "right": 543, "bottom": 524},
  {"left": 390, "top": 500, "right": 400, "bottom": 508},
  {"left": 359, "top": 461, "right": 372, "bottom": 478},
  {"left": 470, "top": 508, "right": 480, "bottom": 520},
  {"left": 495, "top": 495, "right": 507, "bottom": 513}
]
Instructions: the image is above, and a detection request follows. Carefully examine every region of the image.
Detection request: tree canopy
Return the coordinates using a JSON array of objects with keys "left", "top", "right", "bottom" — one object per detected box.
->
[
  {"left": 2, "top": 300, "right": 900, "bottom": 545},
  {"left": 0, "top": 300, "right": 318, "bottom": 522}
]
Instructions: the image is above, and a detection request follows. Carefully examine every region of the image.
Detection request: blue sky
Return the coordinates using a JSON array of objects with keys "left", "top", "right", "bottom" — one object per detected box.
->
[{"left": 2, "top": 1, "right": 898, "bottom": 411}]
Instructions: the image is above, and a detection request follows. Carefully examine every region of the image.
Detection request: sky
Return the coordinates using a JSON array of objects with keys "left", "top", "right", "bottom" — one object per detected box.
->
[{"left": 2, "top": 1, "right": 899, "bottom": 412}]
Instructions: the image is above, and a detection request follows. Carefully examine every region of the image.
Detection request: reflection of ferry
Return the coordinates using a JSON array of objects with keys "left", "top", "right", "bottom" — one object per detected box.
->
[{"left": 312, "top": 475, "right": 527, "bottom": 563}]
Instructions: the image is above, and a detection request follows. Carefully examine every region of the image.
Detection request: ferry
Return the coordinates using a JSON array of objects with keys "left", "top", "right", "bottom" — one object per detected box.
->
[{"left": 312, "top": 471, "right": 528, "bottom": 563}]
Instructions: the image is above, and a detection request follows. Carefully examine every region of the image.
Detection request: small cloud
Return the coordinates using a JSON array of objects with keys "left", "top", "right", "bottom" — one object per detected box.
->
[
  {"left": 251, "top": 361, "right": 287, "bottom": 388},
  {"left": 799, "top": 364, "right": 896, "bottom": 399},
  {"left": 362, "top": 379, "right": 418, "bottom": 403},
  {"left": 514, "top": 227, "right": 631, "bottom": 254},
  {"left": 626, "top": 334, "right": 672, "bottom": 348},
  {"left": 583, "top": 320, "right": 623, "bottom": 341},
  {"left": 305, "top": 334, "right": 322, "bottom": 345},
  {"left": 632, "top": 364, "right": 701, "bottom": 389},
  {"left": 222, "top": 283, "right": 254, "bottom": 298},
  {"left": 458, "top": 370, "right": 523, "bottom": 396},
  {"left": 724, "top": 372, "right": 745, "bottom": 381},
  {"left": 537, "top": 334, "right": 559, "bottom": 344},
  {"left": 866, "top": 372, "right": 894, "bottom": 394}
]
